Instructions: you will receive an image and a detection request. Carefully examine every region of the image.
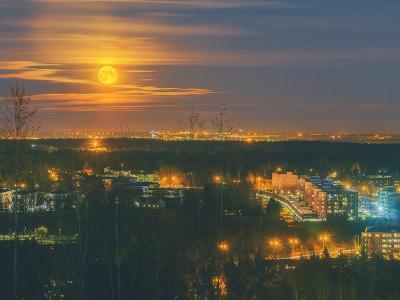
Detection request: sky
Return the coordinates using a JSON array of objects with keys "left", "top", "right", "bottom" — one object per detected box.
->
[{"left": 1, "top": 0, "right": 400, "bottom": 133}]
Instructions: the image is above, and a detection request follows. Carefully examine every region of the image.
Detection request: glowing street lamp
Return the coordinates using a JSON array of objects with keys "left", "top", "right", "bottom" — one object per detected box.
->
[
  {"left": 269, "top": 238, "right": 281, "bottom": 258},
  {"left": 217, "top": 241, "right": 230, "bottom": 252},
  {"left": 213, "top": 175, "right": 222, "bottom": 184},
  {"left": 213, "top": 175, "right": 224, "bottom": 227},
  {"left": 48, "top": 169, "right": 59, "bottom": 182},
  {"left": 319, "top": 233, "right": 331, "bottom": 250},
  {"left": 288, "top": 238, "right": 299, "bottom": 255}
]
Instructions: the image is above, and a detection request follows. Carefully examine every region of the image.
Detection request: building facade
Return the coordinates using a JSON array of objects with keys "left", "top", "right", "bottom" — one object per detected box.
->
[
  {"left": 271, "top": 172, "right": 358, "bottom": 220},
  {"left": 377, "top": 187, "right": 400, "bottom": 220},
  {"left": 0, "top": 189, "right": 13, "bottom": 211},
  {"left": 271, "top": 172, "right": 300, "bottom": 194},
  {"left": 361, "top": 227, "right": 400, "bottom": 258}
]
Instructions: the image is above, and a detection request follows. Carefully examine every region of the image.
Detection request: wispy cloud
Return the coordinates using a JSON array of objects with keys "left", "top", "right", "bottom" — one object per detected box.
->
[
  {"left": 1, "top": 0, "right": 400, "bottom": 131},
  {"left": 32, "top": 0, "right": 291, "bottom": 9}
]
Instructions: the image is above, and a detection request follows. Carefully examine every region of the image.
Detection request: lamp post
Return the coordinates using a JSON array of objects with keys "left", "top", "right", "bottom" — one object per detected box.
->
[
  {"left": 214, "top": 175, "right": 224, "bottom": 227},
  {"left": 288, "top": 238, "right": 299, "bottom": 255},
  {"left": 319, "top": 233, "right": 330, "bottom": 251},
  {"left": 269, "top": 238, "right": 281, "bottom": 259}
]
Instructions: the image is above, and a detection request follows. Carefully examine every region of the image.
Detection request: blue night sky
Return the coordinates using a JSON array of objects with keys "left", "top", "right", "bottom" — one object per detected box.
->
[{"left": 1, "top": 0, "right": 400, "bottom": 133}]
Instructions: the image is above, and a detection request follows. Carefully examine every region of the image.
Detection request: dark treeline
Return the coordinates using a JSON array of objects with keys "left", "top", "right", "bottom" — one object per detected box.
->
[{"left": 1, "top": 139, "right": 400, "bottom": 187}]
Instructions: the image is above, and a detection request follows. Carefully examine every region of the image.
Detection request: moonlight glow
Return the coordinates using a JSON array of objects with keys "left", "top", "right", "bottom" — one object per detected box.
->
[{"left": 98, "top": 66, "right": 118, "bottom": 85}]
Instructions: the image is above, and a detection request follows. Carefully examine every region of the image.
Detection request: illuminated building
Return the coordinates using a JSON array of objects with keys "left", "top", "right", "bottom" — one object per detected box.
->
[
  {"left": 369, "top": 175, "right": 393, "bottom": 188},
  {"left": 15, "top": 190, "right": 39, "bottom": 213},
  {"left": 303, "top": 177, "right": 358, "bottom": 220},
  {"left": 136, "top": 173, "right": 160, "bottom": 183},
  {"left": 103, "top": 167, "right": 161, "bottom": 184},
  {"left": 361, "top": 227, "right": 400, "bottom": 258},
  {"left": 103, "top": 167, "right": 135, "bottom": 178},
  {"left": 272, "top": 172, "right": 301, "bottom": 194},
  {"left": 377, "top": 187, "right": 400, "bottom": 219},
  {"left": 270, "top": 172, "right": 358, "bottom": 220},
  {"left": 359, "top": 197, "right": 374, "bottom": 213},
  {"left": 0, "top": 188, "right": 13, "bottom": 211}
]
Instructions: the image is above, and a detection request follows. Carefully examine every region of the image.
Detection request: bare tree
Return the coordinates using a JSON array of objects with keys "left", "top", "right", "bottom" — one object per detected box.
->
[
  {"left": 211, "top": 102, "right": 234, "bottom": 227},
  {"left": 0, "top": 81, "right": 38, "bottom": 300},
  {"left": 1, "top": 82, "right": 39, "bottom": 139},
  {"left": 211, "top": 102, "right": 233, "bottom": 141},
  {"left": 179, "top": 107, "right": 205, "bottom": 140}
]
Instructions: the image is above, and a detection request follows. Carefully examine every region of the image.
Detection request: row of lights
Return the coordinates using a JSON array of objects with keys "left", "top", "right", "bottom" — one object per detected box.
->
[{"left": 217, "top": 233, "right": 331, "bottom": 254}]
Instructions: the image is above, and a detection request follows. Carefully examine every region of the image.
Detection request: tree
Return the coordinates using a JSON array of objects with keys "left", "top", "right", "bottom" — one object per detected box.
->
[
  {"left": 211, "top": 102, "right": 234, "bottom": 227},
  {"left": 35, "top": 226, "right": 49, "bottom": 239},
  {"left": 0, "top": 81, "right": 38, "bottom": 300},
  {"left": 322, "top": 247, "right": 330, "bottom": 260},
  {"left": 1, "top": 82, "right": 39, "bottom": 139},
  {"left": 211, "top": 102, "right": 234, "bottom": 141},
  {"left": 265, "top": 198, "right": 281, "bottom": 223},
  {"left": 179, "top": 107, "right": 205, "bottom": 140}
]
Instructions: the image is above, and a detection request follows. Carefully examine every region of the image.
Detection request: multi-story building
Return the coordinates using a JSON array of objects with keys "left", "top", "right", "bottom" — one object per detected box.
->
[
  {"left": 0, "top": 188, "right": 13, "bottom": 211},
  {"left": 15, "top": 190, "right": 39, "bottom": 212},
  {"left": 361, "top": 227, "right": 400, "bottom": 258},
  {"left": 359, "top": 197, "right": 374, "bottom": 212},
  {"left": 367, "top": 174, "right": 393, "bottom": 188},
  {"left": 305, "top": 177, "right": 358, "bottom": 220},
  {"left": 271, "top": 172, "right": 300, "bottom": 194},
  {"left": 271, "top": 172, "right": 358, "bottom": 220},
  {"left": 377, "top": 187, "right": 400, "bottom": 220}
]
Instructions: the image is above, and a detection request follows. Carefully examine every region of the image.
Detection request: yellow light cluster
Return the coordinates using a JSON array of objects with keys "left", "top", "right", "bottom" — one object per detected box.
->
[
  {"left": 160, "top": 173, "right": 184, "bottom": 188},
  {"left": 217, "top": 241, "right": 230, "bottom": 252},
  {"left": 247, "top": 174, "right": 271, "bottom": 191},
  {"left": 48, "top": 169, "right": 59, "bottom": 181}
]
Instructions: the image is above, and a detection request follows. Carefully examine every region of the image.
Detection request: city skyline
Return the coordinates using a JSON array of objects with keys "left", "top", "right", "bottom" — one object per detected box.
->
[{"left": 1, "top": 0, "right": 400, "bottom": 132}]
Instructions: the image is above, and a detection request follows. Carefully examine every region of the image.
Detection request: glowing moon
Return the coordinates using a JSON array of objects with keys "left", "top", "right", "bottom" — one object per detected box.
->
[{"left": 98, "top": 66, "right": 118, "bottom": 85}]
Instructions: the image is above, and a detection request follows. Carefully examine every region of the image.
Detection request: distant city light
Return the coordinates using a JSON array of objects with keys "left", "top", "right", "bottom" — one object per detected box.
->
[{"left": 87, "top": 139, "right": 107, "bottom": 152}]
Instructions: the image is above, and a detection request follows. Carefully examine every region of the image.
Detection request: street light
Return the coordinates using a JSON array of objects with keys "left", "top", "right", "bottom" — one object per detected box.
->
[
  {"left": 288, "top": 238, "right": 299, "bottom": 255},
  {"left": 217, "top": 241, "right": 230, "bottom": 252},
  {"left": 319, "top": 233, "right": 331, "bottom": 250},
  {"left": 269, "top": 238, "right": 281, "bottom": 258},
  {"left": 213, "top": 175, "right": 222, "bottom": 184},
  {"left": 213, "top": 175, "right": 224, "bottom": 226}
]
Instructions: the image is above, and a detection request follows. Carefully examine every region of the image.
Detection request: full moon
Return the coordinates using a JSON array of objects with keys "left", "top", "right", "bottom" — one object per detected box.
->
[{"left": 98, "top": 66, "right": 118, "bottom": 85}]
